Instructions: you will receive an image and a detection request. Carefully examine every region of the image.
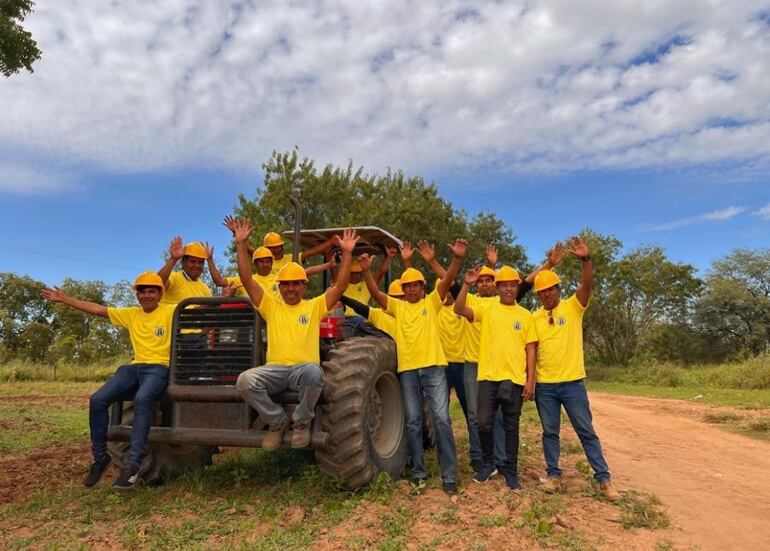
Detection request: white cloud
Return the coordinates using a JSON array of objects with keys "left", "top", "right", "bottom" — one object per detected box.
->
[
  {"left": 643, "top": 205, "right": 749, "bottom": 231},
  {"left": 1, "top": 0, "right": 770, "bottom": 191},
  {"left": 0, "top": 162, "right": 74, "bottom": 195},
  {"left": 756, "top": 203, "right": 770, "bottom": 220}
]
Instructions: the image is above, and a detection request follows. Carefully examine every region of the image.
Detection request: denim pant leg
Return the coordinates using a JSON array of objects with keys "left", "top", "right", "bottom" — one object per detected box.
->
[
  {"left": 493, "top": 407, "right": 506, "bottom": 467},
  {"left": 421, "top": 366, "right": 458, "bottom": 484},
  {"left": 89, "top": 364, "right": 139, "bottom": 461},
  {"left": 476, "top": 381, "right": 498, "bottom": 467},
  {"left": 499, "top": 384, "right": 524, "bottom": 474},
  {"left": 286, "top": 362, "right": 324, "bottom": 425},
  {"left": 126, "top": 364, "right": 168, "bottom": 470},
  {"left": 236, "top": 365, "right": 291, "bottom": 428},
  {"left": 445, "top": 362, "right": 468, "bottom": 419},
  {"left": 535, "top": 382, "right": 563, "bottom": 479},
  {"left": 463, "top": 362, "right": 482, "bottom": 463},
  {"left": 560, "top": 380, "right": 611, "bottom": 482},
  {"left": 399, "top": 370, "right": 426, "bottom": 479}
]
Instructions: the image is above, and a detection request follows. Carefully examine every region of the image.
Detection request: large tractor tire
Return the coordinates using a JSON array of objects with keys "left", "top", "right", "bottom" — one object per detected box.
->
[
  {"left": 316, "top": 336, "right": 408, "bottom": 489},
  {"left": 108, "top": 404, "right": 216, "bottom": 485}
]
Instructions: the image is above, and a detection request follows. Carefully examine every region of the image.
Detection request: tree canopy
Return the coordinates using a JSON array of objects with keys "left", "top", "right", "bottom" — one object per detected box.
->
[{"left": 0, "top": 0, "right": 42, "bottom": 77}]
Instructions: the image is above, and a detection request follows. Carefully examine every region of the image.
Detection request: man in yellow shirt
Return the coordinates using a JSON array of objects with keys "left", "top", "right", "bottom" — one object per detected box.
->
[
  {"left": 362, "top": 240, "right": 468, "bottom": 495},
  {"left": 157, "top": 238, "right": 216, "bottom": 304},
  {"left": 532, "top": 237, "right": 621, "bottom": 501},
  {"left": 340, "top": 278, "right": 403, "bottom": 338},
  {"left": 42, "top": 271, "right": 175, "bottom": 491},
  {"left": 455, "top": 265, "right": 537, "bottom": 489},
  {"left": 263, "top": 231, "right": 337, "bottom": 279},
  {"left": 228, "top": 219, "right": 359, "bottom": 450}
]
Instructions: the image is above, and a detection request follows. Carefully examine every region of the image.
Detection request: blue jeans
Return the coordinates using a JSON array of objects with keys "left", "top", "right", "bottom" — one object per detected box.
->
[
  {"left": 445, "top": 361, "right": 468, "bottom": 418},
  {"left": 535, "top": 379, "right": 610, "bottom": 482},
  {"left": 464, "top": 362, "right": 505, "bottom": 466},
  {"left": 89, "top": 363, "right": 168, "bottom": 471},
  {"left": 400, "top": 366, "right": 458, "bottom": 484}
]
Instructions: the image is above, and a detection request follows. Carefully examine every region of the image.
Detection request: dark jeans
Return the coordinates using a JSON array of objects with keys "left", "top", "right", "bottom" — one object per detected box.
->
[
  {"left": 477, "top": 380, "right": 523, "bottom": 473},
  {"left": 464, "top": 362, "right": 506, "bottom": 465},
  {"left": 399, "top": 366, "right": 458, "bottom": 484},
  {"left": 445, "top": 361, "right": 469, "bottom": 419},
  {"left": 89, "top": 363, "right": 168, "bottom": 471},
  {"left": 535, "top": 379, "right": 611, "bottom": 482}
]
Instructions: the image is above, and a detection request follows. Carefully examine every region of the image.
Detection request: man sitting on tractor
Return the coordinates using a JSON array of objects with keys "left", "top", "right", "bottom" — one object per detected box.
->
[{"left": 226, "top": 218, "right": 359, "bottom": 449}]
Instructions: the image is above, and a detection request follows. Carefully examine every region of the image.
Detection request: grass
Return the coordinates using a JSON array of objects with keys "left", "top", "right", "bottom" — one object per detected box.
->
[
  {"left": 586, "top": 381, "right": 770, "bottom": 409},
  {"left": 0, "top": 360, "right": 124, "bottom": 383},
  {"left": 618, "top": 491, "right": 670, "bottom": 530},
  {"left": 0, "top": 403, "right": 88, "bottom": 452}
]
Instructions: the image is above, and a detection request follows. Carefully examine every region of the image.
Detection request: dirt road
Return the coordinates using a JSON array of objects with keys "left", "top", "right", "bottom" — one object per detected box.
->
[{"left": 590, "top": 392, "right": 770, "bottom": 551}]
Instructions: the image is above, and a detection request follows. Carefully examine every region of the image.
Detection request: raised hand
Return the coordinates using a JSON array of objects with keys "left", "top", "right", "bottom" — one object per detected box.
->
[
  {"left": 170, "top": 236, "right": 184, "bottom": 260},
  {"left": 464, "top": 265, "right": 482, "bottom": 286},
  {"left": 222, "top": 215, "right": 237, "bottom": 234},
  {"left": 385, "top": 246, "right": 397, "bottom": 259},
  {"left": 204, "top": 241, "right": 215, "bottom": 259},
  {"left": 400, "top": 240, "right": 414, "bottom": 262},
  {"left": 486, "top": 244, "right": 498, "bottom": 267},
  {"left": 548, "top": 241, "right": 567, "bottom": 266},
  {"left": 334, "top": 227, "right": 360, "bottom": 253},
  {"left": 358, "top": 253, "right": 375, "bottom": 271},
  {"left": 567, "top": 236, "right": 590, "bottom": 258},
  {"left": 42, "top": 286, "right": 67, "bottom": 302},
  {"left": 221, "top": 284, "right": 237, "bottom": 297},
  {"left": 416, "top": 240, "right": 436, "bottom": 262},
  {"left": 232, "top": 218, "right": 252, "bottom": 243},
  {"left": 448, "top": 238, "right": 468, "bottom": 259}
]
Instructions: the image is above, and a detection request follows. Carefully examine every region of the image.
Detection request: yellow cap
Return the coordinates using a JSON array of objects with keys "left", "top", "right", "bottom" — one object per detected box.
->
[
  {"left": 388, "top": 279, "right": 404, "bottom": 297},
  {"left": 533, "top": 270, "right": 562, "bottom": 292},
  {"left": 350, "top": 260, "right": 363, "bottom": 273},
  {"left": 478, "top": 266, "right": 496, "bottom": 279},
  {"left": 263, "top": 232, "right": 285, "bottom": 247},
  {"left": 276, "top": 261, "right": 308, "bottom": 282},
  {"left": 252, "top": 246, "right": 274, "bottom": 261},
  {"left": 183, "top": 242, "right": 208, "bottom": 260},
  {"left": 133, "top": 271, "right": 164, "bottom": 289},
  {"left": 400, "top": 267, "right": 426, "bottom": 285},
  {"left": 495, "top": 266, "right": 521, "bottom": 284}
]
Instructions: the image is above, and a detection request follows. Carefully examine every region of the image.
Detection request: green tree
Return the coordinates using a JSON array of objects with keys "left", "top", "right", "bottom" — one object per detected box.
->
[
  {"left": 0, "top": 272, "right": 50, "bottom": 356},
  {"left": 0, "top": 0, "right": 42, "bottom": 77}
]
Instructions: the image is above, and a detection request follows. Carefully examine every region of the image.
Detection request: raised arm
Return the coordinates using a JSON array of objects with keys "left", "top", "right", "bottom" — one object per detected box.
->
[
  {"left": 324, "top": 228, "right": 359, "bottom": 310},
  {"left": 302, "top": 236, "right": 336, "bottom": 261},
  {"left": 400, "top": 241, "right": 414, "bottom": 269},
  {"left": 486, "top": 244, "right": 498, "bottom": 269},
  {"left": 569, "top": 236, "right": 593, "bottom": 307},
  {"left": 306, "top": 254, "right": 335, "bottom": 277},
  {"left": 158, "top": 236, "right": 184, "bottom": 289},
  {"left": 374, "top": 246, "right": 397, "bottom": 285},
  {"left": 204, "top": 242, "right": 230, "bottom": 287},
  {"left": 360, "top": 253, "right": 388, "bottom": 309},
  {"left": 42, "top": 286, "right": 109, "bottom": 318},
  {"left": 437, "top": 238, "right": 468, "bottom": 299},
  {"left": 454, "top": 265, "right": 480, "bottom": 322},
  {"left": 340, "top": 295, "right": 370, "bottom": 319},
  {"left": 416, "top": 240, "right": 447, "bottom": 279},
  {"left": 524, "top": 242, "right": 566, "bottom": 284},
  {"left": 228, "top": 217, "right": 264, "bottom": 308}
]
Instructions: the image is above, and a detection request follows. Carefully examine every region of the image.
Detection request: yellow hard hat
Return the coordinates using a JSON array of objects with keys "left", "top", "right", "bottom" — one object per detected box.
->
[
  {"left": 263, "top": 232, "right": 285, "bottom": 247},
  {"left": 495, "top": 266, "right": 521, "bottom": 283},
  {"left": 276, "top": 261, "right": 308, "bottom": 282},
  {"left": 478, "top": 266, "right": 496, "bottom": 279},
  {"left": 400, "top": 267, "right": 426, "bottom": 285},
  {"left": 351, "top": 260, "right": 363, "bottom": 273},
  {"left": 388, "top": 279, "right": 404, "bottom": 297},
  {"left": 252, "top": 246, "right": 274, "bottom": 261},
  {"left": 183, "top": 242, "right": 208, "bottom": 259},
  {"left": 533, "top": 270, "right": 562, "bottom": 292},
  {"left": 132, "top": 271, "right": 163, "bottom": 289}
]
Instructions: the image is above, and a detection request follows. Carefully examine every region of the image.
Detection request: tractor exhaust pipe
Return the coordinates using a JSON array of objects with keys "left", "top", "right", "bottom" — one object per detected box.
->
[{"left": 289, "top": 195, "right": 302, "bottom": 262}]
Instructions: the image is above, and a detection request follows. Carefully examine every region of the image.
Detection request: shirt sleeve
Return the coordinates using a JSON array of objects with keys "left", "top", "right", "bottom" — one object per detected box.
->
[
  {"left": 568, "top": 294, "right": 589, "bottom": 316},
  {"left": 312, "top": 295, "right": 328, "bottom": 319},
  {"left": 427, "top": 287, "right": 443, "bottom": 313},
  {"left": 107, "top": 307, "right": 133, "bottom": 328},
  {"left": 167, "top": 271, "right": 183, "bottom": 289},
  {"left": 256, "top": 292, "right": 277, "bottom": 321},
  {"left": 225, "top": 276, "right": 241, "bottom": 288},
  {"left": 524, "top": 312, "right": 538, "bottom": 344},
  {"left": 385, "top": 295, "right": 399, "bottom": 317}
]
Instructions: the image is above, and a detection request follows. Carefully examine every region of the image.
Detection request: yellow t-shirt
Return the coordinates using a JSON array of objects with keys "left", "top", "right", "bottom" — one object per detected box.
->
[
  {"left": 343, "top": 282, "right": 371, "bottom": 316},
  {"left": 256, "top": 293, "right": 327, "bottom": 366},
  {"left": 368, "top": 308, "right": 395, "bottom": 337},
  {"left": 270, "top": 253, "right": 303, "bottom": 279},
  {"left": 533, "top": 294, "right": 588, "bottom": 383},
  {"left": 437, "top": 304, "right": 466, "bottom": 363},
  {"left": 225, "top": 274, "right": 278, "bottom": 298},
  {"left": 161, "top": 271, "right": 212, "bottom": 305},
  {"left": 386, "top": 289, "right": 447, "bottom": 372},
  {"left": 464, "top": 293, "right": 496, "bottom": 362},
  {"left": 108, "top": 305, "right": 176, "bottom": 366},
  {"left": 475, "top": 301, "right": 537, "bottom": 384}
]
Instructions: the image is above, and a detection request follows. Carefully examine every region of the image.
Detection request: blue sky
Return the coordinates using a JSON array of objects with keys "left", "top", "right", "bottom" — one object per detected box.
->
[{"left": 2, "top": 1, "right": 769, "bottom": 287}]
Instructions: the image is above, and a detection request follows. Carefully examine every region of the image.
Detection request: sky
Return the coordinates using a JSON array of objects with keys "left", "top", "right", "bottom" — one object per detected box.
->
[{"left": 1, "top": 0, "right": 769, "bottom": 288}]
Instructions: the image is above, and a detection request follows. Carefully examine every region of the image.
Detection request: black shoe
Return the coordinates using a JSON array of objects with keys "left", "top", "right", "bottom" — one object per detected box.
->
[
  {"left": 411, "top": 476, "right": 429, "bottom": 486},
  {"left": 470, "top": 459, "right": 483, "bottom": 473},
  {"left": 473, "top": 464, "right": 498, "bottom": 483},
  {"left": 443, "top": 481, "right": 458, "bottom": 495},
  {"left": 502, "top": 469, "right": 521, "bottom": 490},
  {"left": 84, "top": 456, "right": 111, "bottom": 487},
  {"left": 112, "top": 468, "right": 141, "bottom": 490}
]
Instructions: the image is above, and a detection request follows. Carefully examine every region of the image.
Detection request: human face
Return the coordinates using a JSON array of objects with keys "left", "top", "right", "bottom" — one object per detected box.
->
[
  {"left": 476, "top": 275, "right": 496, "bottom": 297},
  {"left": 537, "top": 284, "right": 561, "bottom": 311},
  {"left": 135, "top": 286, "right": 162, "bottom": 312},
  {"left": 253, "top": 257, "right": 273, "bottom": 276},
  {"left": 267, "top": 244, "right": 284, "bottom": 260},
  {"left": 350, "top": 271, "right": 363, "bottom": 284},
  {"left": 496, "top": 281, "right": 519, "bottom": 305},
  {"left": 278, "top": 280, "right": 306, "bottom": 305},
  {"left": 402, "top": 281, "right": 424, "bottom": 303},
  {"left": 182, "top": 256, "right": 205, "bottom": 280}
]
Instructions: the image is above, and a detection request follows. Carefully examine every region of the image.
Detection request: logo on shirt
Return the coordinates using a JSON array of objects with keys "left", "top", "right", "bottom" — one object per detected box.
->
[
  {"left": 421, "top": 308, "right": 427, "bottom": 316},
  {"left": 155, "top": 327, "right": 165, "bottom": 337},
  {"left": 513, "top": 321, "right": 521, "bottom": 331},
  {"left": 556, "top": 316, "right": 567, "bottom": 326},
  {"left": 298, "top": 314, "right": 309, "bottom": 325}
]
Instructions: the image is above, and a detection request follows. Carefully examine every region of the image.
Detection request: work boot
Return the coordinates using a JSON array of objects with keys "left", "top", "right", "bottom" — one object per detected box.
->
[
  {"left": 541, "top": 476, "right": 562, "bottom": 492},
  {"left": 263, "top": 423, "right": 286, "bottom": 450},
  {"left": 291, "top": 423, "right": 311, "bottom": 448},
  {"left": 84, "top": 455, "right": 111, "bottom": 487},
  {"left": 599, "top": 480, "right": 622, "bottom": 502}
]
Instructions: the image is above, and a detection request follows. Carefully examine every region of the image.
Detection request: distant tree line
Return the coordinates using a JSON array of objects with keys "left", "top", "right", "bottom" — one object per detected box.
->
[{"left": 2, "top": 150, "right": 768, "bottom": 367}]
